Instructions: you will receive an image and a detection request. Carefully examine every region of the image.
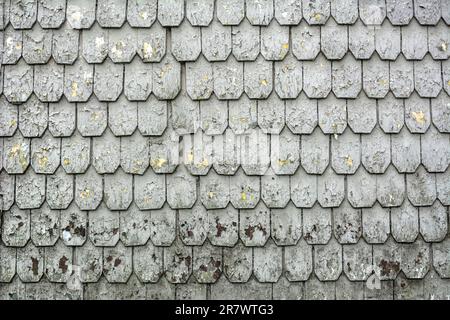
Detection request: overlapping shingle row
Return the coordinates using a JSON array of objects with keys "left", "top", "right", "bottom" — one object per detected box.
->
[{"left": 1, "top": 0, "right": 449, "bottom": 300}]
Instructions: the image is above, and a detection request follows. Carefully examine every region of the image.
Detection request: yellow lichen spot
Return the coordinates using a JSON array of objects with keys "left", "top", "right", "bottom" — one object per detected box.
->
[
  {"left": 314, "top": 13, "right": 322, "bottom": 21},
  {"left": 378, "top": 79, "right": 388, "bottom": 85},
  {"left": 16, "top": 42, "right": 22, "bottom": 50},
  {"left": 208, "top": 191, "right": 215, "bottom": 199},
  {"left": 187, "top": 152, "right": 194, "bottom": 164},
  {"left": 277, "top": 159, "right": 290, "bottom": 166},
  {"left": 241, "top": 192, "right": 247, "bottom": 201},
  {"left": 9, "top": 119, "right": 17, "bottom": 127},
  {"left": 63, "top": 158, "right": 71, "bottom": 166},
  {"left": 345, "top": 156, "right": 353, "bottom": 167},
  {"left": 282, "top": 43, "right": 289, "bottom": 50},
  {"left": 71, "top": 11, "right": 82, "bottom": 21},
  {"left": 38, "top": 156, "right": 48, "bottom": 168},
  {"left": 239, "top": 117, "right": 248, "bottom": 123},
  {"left": 139, "top": 11, "right": 149, "bottom": 20},
  {"left": 441, "top": 42, "right": 448, "bottom": 52},
  {"left": 447, "top": 80, "right": 450, "bottom": 86},
  {"left": 260, "top": 79, "right": 268, "bottom": 86},
  {"left": 151, "top": 158, "right": 167, "bottom": 168},
  {"left": 71, "top": 82, "right": 78, "bottom": 97},
  {"left": 411, "top": 111, "right": 426, "bottom": 124},
  {"left": 202, "top": 74, "right": 209, "bottom": 81},
  {"left": 197, "top": 158, "right": 209, "bottom": 168},
  {"left": 80, "top": 189, "right": 91, "bottom": 199}
]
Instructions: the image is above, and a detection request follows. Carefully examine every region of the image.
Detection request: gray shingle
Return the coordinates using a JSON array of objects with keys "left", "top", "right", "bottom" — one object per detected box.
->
[
  {"left": 138, "top": 96, "right": 168, "bottom": 136},
  {"left": 231, "top": 20, "right": 260, "bottom": 61},
  {"left": 336, "top": 276, "right": 365, "bottom": 300},
  {"left": 424, "top": 270, "right": 450, "bottom": 300},
  {"left": 120, "top": 131, "right": 149, "bottom": 175},
  {"left": 200, "top": 96, "right": 228, "bottom": 135},
  {"left": 386, "top": 0, "right": 413, "bottom": 25},
  {"left": 244, "top": 56, "right": 273, "bottom": 99},
  {"left": 390, "top": 54, "right": 414, "bottom": 98},
  {"left": 246, "top": 0, "right": 274, "bottom": 26},
  {"left": 347, "top": 167, "right": 377, "bottom": 208},
  {"left": 200, "top": 170, "right": 230, "bottom": 209},
  {"left": 134, "top": 169, "right": 165, "bottom": 210},
  {"left": 419, "top": 201, "right": 447, "bottom": 242},
  {"left": 148, "top": 129, "right": 179, "bottom": 173},
  {"left": 52, "top": 22, "right": 79, "bottom": 64},
  {"left": 222, "top": 242, "right": 251, "bottom": 282},
  {"left": 16, "top": 168, "right": 45, "bottom": 209},
  {"left": 228, "top": 96, "right": 257, "bottom": 134},
  {"left": 229, "top": 169, "right": 260, "bottom": 209},
  {"left": 271, "top": 202, "right": 302, "bottom": 245},
  {"left": 0, "top": 172, "right": 14, "bottom": 211},
  {"left": 63, "top": 58, "right": 93, "bottom": 102},
  {"left": 333, "top": 200, "right": 362, "bottom": 244},
  {"left": 290, "top": 167, "right": 317, "bottom": 208},
  {"left": 407, "top": 165, "right": 437, "bottom": 206},
  {"left": 362, "top": 203, "right": 390, "bottom": 243},
  {"left": 317, "top": 167, "right": 345, "bottom": 208},
  {"left": 348, "top": 20, "right": 375, "bottom": 60},
  {"left": 378, "top": 92, "right": 404, "bottom": 133},
  {"left": 274, "top": 53, "right": 302, "bottom": 99},
  {"left": 321, "top": 20, "right": 347, "bottom": 60},
  {"left": 22, "top": 26, "right": 52, "bottom": 65},
  {"left": 193, "top": 242, "right": 222, "bottom": 283},
  {"left": 0, "top": 96, "right": 18, "bottom": 137},
  {"left": 361, "top": 126, "right": 391, "bottom": 173},
  {"left": 2, "top": 26, "right": 22, "bottom": 65},
  {"left": 97, "top": 0, "right": 126, "bottom": 28},
  {"left": 170, "top": 93, "right": 200, "bottom": 135},
  {"left": 273, "top": 277, "right": 304, "bottom": 299},
  {"left": 108, "top": 96, "right": 138, "bottom": 136},
  {"left": 302, "top": 0, "right": 330, "bottom": 25},
  {"left": 261, "top": 169, "right": 290, "bottom": 208},
  {"left": 183, "top": 130, "right": 212, "bottom": 175},
  {"left": 2, "top": 132, "right": 30, "bottom": 174},
  {"left": 291, "top": 21, "right": 320, "bottom": 60},
  {"left": 391, "top": 200, "right": 419, "bottom": 242},
  {"left": 303, "top": 54, "right": 331, "bottom": 98},
  {"left": 127, "top": 0, "right": 157, "bottom": 28},
  {"left": 414, "top": 0, "right": 441, "bottom": 25},
  {"left": 75, "top": 166, "right": 103, "bottom": 211},
  {"left": 178, "top": 203, "right": 207, "bottom": 246},
  {"left": 421, "top": 125, "right": 450, "bottom": 172},
  {"left": 81, "top": 23, "right": 108, "bottom": 64},
  {"left": 158, "top": 0, "right": 184, "bottom": 27},
  {"left": 444, "top": 59, "right": 450, "bottom": 95},
  {"left": 274, "top": 0, "right": 302, "bottom": 25},
  {"left": 401, "top": 19, "right": 428, "bottom": 60},
  {"left": 30, "top": 131, "right": 60, "bottom": 174},
  {"left": 17, "top": 242, "right": 43, "bottom": 282},
  {"left": 414, "top": 54, "right": 442, "bottom": 98},
  {"left": 213, "top": 56, "right": 244, "bottom": 99},
  {"left": 3, "top": 59, "right": 33, "bottom": 103},
  {"left": 301, "top": 127, "right": 329, "bottom": 174},
  {"left": 437, "top": 168, "right": 450, "bottom": 205},
  {"left": 253, "top": 240, "right": 282, "bottom": 282},
  {"left": 2, "top": 205, "right": 31, "bottom": 247},
  {"left": 164, "top": 239, "right": 192, "bottom": 283},
  {"left": 284, "top": 239, "right": 313, "bottom": 281},
  {"left": 215, "top": 1, "right": 245, "bottom": 25},
  {"left": 239, "top": 202, "right": 270, "bottom": 246},
  {"left": 0, "top": 243, "right": 16, "bottom": 282},
  {"left": 103, "top": 242, "right": 132, "bottom": 283},
  {"left": 260, "top": 21, "right": 289, "bottom": 61},
  {"left": 303, "top": 204, "right": 332, "bottom": 244},
  {"left": 152, "top": 54, "right": 181, "bottom": 100},
  {"left": 66, "top": 0, "right": 95, "bottom": 29},
  {"left": 375, "top": 21, "right": 401, "bottom": 60},
  {"left": 332, "top": 54, "right": 361, "bottom": 98},
  {"left": 304, "top": 276, "right": 336, "bottom": 300},
  {"left": 285, "top": 93, "right": 316, "bottom": 134},
  {"left": 377, "top": 165, "right": 406, "bottom": 207},
  {"left": 347, "top": 93, "right": 377, "bottom": 133},
  {"left": 257, "top": 94, "right": 285, "bottom": 134},
  {"left": 89, "top": 203, "right": 119, "bottom": 246},
  {"left": 46, "top": 167, "right": 73, "bottom": 210},
  {"left": 401, "top": 239, "right": 431, "bottom": 279},
  {"left": 34, "top": 61, "right": 64, "bottom": 102},
  {"left": 77, "top": 98, "right": 107, "bottom": 137},
  {"left": 104, "top": 169, "right": 132, "bottom": 211},
  {"left": 136, "top": 23, "right": 166, "bottom": 62},
  {"left": 92, "top": 128, "right": 120, "bottom": 174},
  {"left": 18, "top": 96, "right": 47, "bottom": 138},
  {"left": 45, "top": 240, "right": 72, "bottom": 283},
  {"left": 391, "top": 128, "right": 421, "bottom": 173},
  {"left": 10, "top": 0, "right": 37, "bottom": 29},
  {"left": 314, "top": 238, "right": 342, "bottom": 281},
  {"left": 37, "top": 0, "right": 66, "bottom": 29},
  {"left": 60, "top": 203, "right": 86, "bottom": 246},
  {"left": 186, "top": 0, "right": 214, "bottom": 26},
  {"left": 74, "top": 239, "right": 102, "bottom": 282},
  {"left": 186, "top": 55, "right": 213, "bottom": 100},
  {"left": 372, "top": 237, "right": 401, "bottom": 280},
  {"left": 442, "top": 0, "right": 450, "bottom": 24},
  {"left": 270, "top": 128, "right": 300, "bottom": 175},
  {"left": 363, "top": 55, "right": 389, "bottom": 98},
  {"left": 108, "top": 25, "right": 137, "bottom": 63},
  {"left": 405, "top": 92, "right": 431, "bottom": 133},
  {"left": 432, "top": 238, "right": 450, "bottom": 278},
  {"left": 318, "top": 94, "right": 347, "bottom": 134},
  {"left": 133, "top": 242, "right": 163, "bottom": 283},
  {"left": 202, "top": 20, "right": 232, "bottom": 62},
  {"left": 330, "top": 0, "right": 358, "bottom": 24},
  {"left": 171, "top": 20, "right": 201, "bottom": 62},
  {"left": 359, "top": 0, "right": 386, "bottom": 25},
  {"left": 212, "top": 129, "right": 240, "bottom": 175},
  {"left": 343, "top": 240, "right": 372, "bottom": 281},
  {"left": 166, "top": 165, "right": 197, "bottom": 209},
  {"left": 119, "top": 204, "right": 151, "bottom": 246},
  {"left": 94, "top": 59, "right": 123, "bottom": 101},
  {"left": 428, "top": 21, "right": 450, "bottom": 60},
  {"left": 208, "top": 205, "right": 239, "bottom": 246}
]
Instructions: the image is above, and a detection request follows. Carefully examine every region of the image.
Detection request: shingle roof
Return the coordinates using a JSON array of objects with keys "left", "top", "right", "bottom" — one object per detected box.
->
[{"left": 0, "top": 0, "right": 449, "bottom": 300}]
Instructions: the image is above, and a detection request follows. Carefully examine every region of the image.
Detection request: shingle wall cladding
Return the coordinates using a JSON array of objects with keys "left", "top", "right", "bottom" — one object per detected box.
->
[{"left": 0, "top": 0, "right": 450, "bottom": 300}]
